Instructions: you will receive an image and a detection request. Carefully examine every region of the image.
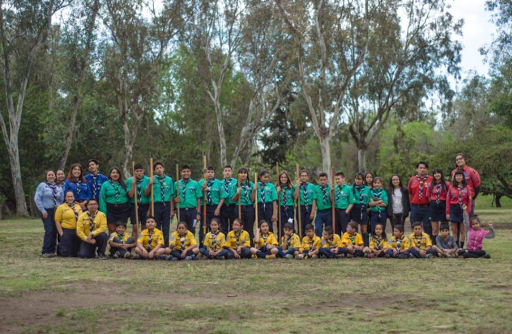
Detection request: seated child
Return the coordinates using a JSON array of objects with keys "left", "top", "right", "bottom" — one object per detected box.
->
[
  {"left": 363, "top": 223, "right": 388, "bottom": 258},
  {"left": 225, "top": 218, "right": 252, "bottom": 259},
  {"left": 278, "top": 222, "right": 301, "bottom": 259},
  {"left": 318, "top": 227, "right": 343, "bottom": 259},
  {"left": 339, "top": 221, "right": 364, "bottom": 257},
  {"left": 135, "top": 216, "right": 165, "bottom": 259},
  {"left": 200, "top": 218, "right": 229, "bottom": 260},
  {"left": 385, "top": 225, "right": 410, "bottom": 259},
  {"left": 165, "top": 222, "right": 199, "bottom": 260},
  {"left": 109, "top": 221, "right": 136, "bottom": 258},
  {"left": 297, "top": 224, "right": 321, "bottom": 259},
  {"left": 251, "top": 220, "right": 279, "bottom": 259},
  {"left": 458, "top": 216, "right": 495, "bottom": 259},
  {"left": 433, "top": 224, "right": 458, "bottom": 257},
  {"left": 409, "top": 221, "right": 435, "bottom": 258}
]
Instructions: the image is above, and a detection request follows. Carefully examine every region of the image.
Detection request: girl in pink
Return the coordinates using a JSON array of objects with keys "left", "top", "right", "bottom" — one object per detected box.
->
[
  {"left": 446, "top": 170, "right": 473, "bottom": 248},
  {"left": 458, "top": 216, "right": 495, "bottom": 259}
]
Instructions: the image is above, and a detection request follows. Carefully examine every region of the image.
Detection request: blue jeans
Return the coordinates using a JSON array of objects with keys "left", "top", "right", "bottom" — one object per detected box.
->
[
  {"left": 314, "top": 209, "right": 332, "bottom": 237},
  {"left": 110, "top": 237, "right": 135, "bottom": 256},
  {"left": 226, "top": 247, "right": 251, "bottom": 259},
  {"left": 277, "top": 247, "right": 296, "bottom": 258},
  {"left": 319, "top": 247, "right": 340, "bottom": 259},
  {"left": 370, "top": 210, "right": 387, "bottom": 233},
  {"left": 199, "top": 247, "right": 228, "bottom": 259},
  {"left": 409, "top": 248, "right": 435, "bottom": 258},
  {"left": 40, "top": 208, "right": 57, "bottom": 254},
  {"left": 410, "top": 204, "right": 432, "bottom": 237}
]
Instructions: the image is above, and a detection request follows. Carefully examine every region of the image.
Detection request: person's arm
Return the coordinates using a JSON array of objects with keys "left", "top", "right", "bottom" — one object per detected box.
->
[
  {"left": 34, "top": 184, "right": 46, "bottom": 214},
  {"left": 54, "top": 206, "right": 64, "bottom": 236},
  {"left": 127, "top": 178, "right": 135, "bottom": 198},
  {"left": 407, "top": 178, "right": 413, "bottom": 202},
  {"left": 272, "top": 201, "right": 277, "bottom": 222},
  {"left": 99, "top": 183, "right": 107, "bottom": 214},
  {"left": 92, "top": 214, "right": 108, "bottom": 236},
  {"left": 485, "top": 223, "right": 495, "bottom": 239},
  {"left": 251, "top": 182, "right": 257, "bottom": 203},
  {"left": 144, "top": 176, "right": 153, "bottom": 196},
  {"left": 472, "top": 169, "right": 481, "bottom": 199},
  {"left": 294, "top": 180, "right": 300, "bottom": 200},
  {"left": 381, "top": 192, "right": 388, "bottom": 207},
  {"left": 76, "top": 215, "right": 88, "bottom": 241}
]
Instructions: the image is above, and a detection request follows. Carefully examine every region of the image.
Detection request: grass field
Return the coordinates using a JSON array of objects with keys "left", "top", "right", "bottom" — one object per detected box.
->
[{"left": 0, "top": 198, "right": 511, "bottom": 333}]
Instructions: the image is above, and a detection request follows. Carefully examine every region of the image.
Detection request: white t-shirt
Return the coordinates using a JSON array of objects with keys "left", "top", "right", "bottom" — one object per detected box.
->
[{"left": 392, "top": 188, "right": 403, "bottom": 214}]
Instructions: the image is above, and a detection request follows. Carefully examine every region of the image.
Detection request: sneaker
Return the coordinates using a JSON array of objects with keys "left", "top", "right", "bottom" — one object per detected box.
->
[
  {"left": 285, "top": 254, "right": 294, "bottom": 259},
  {"left": 384, "top": 253, "right": 391, "bottom": 258},
  {"left": 482, "top": 254, "right": 491, "bottom": 259},
  {"left": 42, "top": 253, "right": 55, "bottom": 258},
  {"left": 425, "top": 253, "right": 433, "bottom": 259},
  {"left": 99, "top": 254, "right": 108, "bottom": 260},
  {"left": 185, "top": 255, "right": 196, "bottom": 260},
  {"left": 112, "top": 252, "right": 119, "bottom": 259},
  {"left": 124, "top": 253, "right": 132, "bottom": 259},
  {"left": 159, "top": 255, "right": 166, "bottom": 260},
  {"left": 265, "top": 254, "right": 276, "bottom": 259}
]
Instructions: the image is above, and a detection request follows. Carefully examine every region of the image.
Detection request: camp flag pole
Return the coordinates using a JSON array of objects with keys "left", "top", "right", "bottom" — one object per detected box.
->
[
  {"left": 150, "top": 158, "right": 154, "bottom": 216},
  {"left": 237, "top": 176, "right": 242, "bottom": 219},
  {"left": 176, "top": 164, "right": 180, "bottom": 223},
  {"left": 203, "top": 156, "right": 207, "bottom": 237},
  {"left": 276, "top": 162, "right": 281, "bottom": 241},
  {"left": 296, "top": 164, "right": 302, "bottom": 237},
  {"left": 132, "top": 162, "right": 140, "bottom": 236},
  {"left": 254, "top": 172, "right": 259, "bottom": 233},
  {"left": 331, "top": 167, "right": 336, "bottom": 234}
]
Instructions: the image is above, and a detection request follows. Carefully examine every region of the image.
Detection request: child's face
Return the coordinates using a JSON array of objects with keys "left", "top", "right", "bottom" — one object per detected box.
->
[
  {"left": 57, "top": 170, "right": 66, "bottom": 181},
  {"left": 413, "top": 225, "right": 423, "bottom": 235},
  {"left": 280, "top": 174, "right": 288, "bottom": 184},
  {"left": 210, "top": 221, "right": 219, "bottom": 232},
  {"left": 232, "top": 222, "right": 241, "bottom": 232},
  {"left": 146, "top": 219, "right": 156, "bottom": 230},
  {"left": 260, "top": 173, "right": 269, "bottom": 183},
  {"left": 455, "top": 174, "right": 464, "bottom": 184},
  {"left": 471, "top": 220, "right": 481, "bottom": 230},
  {"left": 116, "top": 225, "right": 126, "bottom": 235},
  {"left": 347, "top": 225, "right": 355, "bottom": 235},
  {"left": 300, "top": 173, "right": 309, "bottom": 183},
  {"left": 440, "top": 228, "right": 450, "bottom": 238},
  {"left": 391, "top": 176, "right": 400, "bottom": 187},
  {"left": 417, "top": 164, "right": 428, "bottom": 176},
  {"left": 177, "top": 224, "right": 187, "bottom": 235},
  {"left": 373, "top": 179, "right": 382, "bottom": 189},
  {"left": 223, "top": 167, "right": 233, "bottom": 179},
  {"left": 284, "top": 227, "right": 292, "bottom": 236},
  {"left": 306, "top": 229, "right": 315, "bottom": 238},
  {"left": 155, "top": 165, "right": 164, "bottom": 176},
  {"left": 393, "top": 228, "right": 403, "bottom": 238},
  {"left": 374, "top": 225, "right": 383, "bottom": 236},
  {"left": 355, "top": 177, "right": 363, "bottom": 186},
  {"left": 134, "top": 168, "right": 144, "bottom": 179},
  {"left": 206, "top": 170, "right": 215, "bottom": 179},
  {"left": 365, "top": 174, "right": 373, "bottom": 184},
  {"left": 434, "top": 172, "right": 442, "bottom": 181},
  {"left": 323, "top": 231, "right": 332, "bottom": 240},
  {"left": 260, "top": 223, "right": 269, "bottom": 234},
  {"left": 319, "top": 176, "right": 328, "bottom": 186},
  {"left": 181, "top": 169, "right": 191, "bottom": 179},
  {"left": 238, "top": 171, "right": 248, "bottom": 181},
  {"left": 335, "top": 175, "right": 344, "bottom": 186}
]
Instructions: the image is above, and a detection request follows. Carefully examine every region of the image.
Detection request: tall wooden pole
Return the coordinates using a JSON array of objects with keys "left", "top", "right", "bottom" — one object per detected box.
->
[
  {"left": 203, "top": 156, "right": 207, "bottom": 237},
  {"left": 276, "top": 162, "right": 281, "bottom": 241},
  {"left": 132, "top": 161, "right": 140, "bottom": 235},
  {"left": 254, "top": 172, "right": 259, "bottom": 231},
  {"left": 296, "top": 164, "right": 302, "bottom": 237},
  {"left": 176, "top": 164, "right": 180, "bottom": 223},
  {"left": 237, "top": 176, "right": 242, "bottom": 219},
  {"left": 331, "top": 167, "right": 336, "bottom": 234},
  {"left": 149, "top": 158, "right": 154, "bottom": 216}
]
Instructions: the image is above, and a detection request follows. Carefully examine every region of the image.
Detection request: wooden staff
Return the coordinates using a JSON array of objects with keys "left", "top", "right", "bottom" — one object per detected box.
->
[
  {"left": 176, "top": 163, "right": 180, "bottom": 223},
  {"left": 149, "top": 158, "right": 154, "bottom": 216},
  {"left": 132, "top": 162, "right": 140, "bottom": 236},
  {"left": 296, "top": 164, "right": 302, "bottom": 237},
  {"left": 254, "top": 172, "right": 259, "bottom": 231},
  {"left": 237, "top": 176, "right": 242, "bottom": 219},
  {"left": 203, "top": 156, "right": 207, "bottom": 237},
  {"left": 331, "top": 167, "right": 336, "bottom": 234},
  {"left": 276, "top": 162, "right": 281, "bottom": 241}
]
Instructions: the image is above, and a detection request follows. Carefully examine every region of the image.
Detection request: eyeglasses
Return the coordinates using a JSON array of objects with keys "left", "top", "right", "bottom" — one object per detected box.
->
[{"left": 455, "top": 158, "right": 464, "bottom": 161}]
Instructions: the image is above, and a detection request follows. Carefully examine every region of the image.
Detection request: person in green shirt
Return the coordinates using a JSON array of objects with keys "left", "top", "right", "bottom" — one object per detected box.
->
[
  {"left": 126, "top": 164, "right": 151, "bottom": 238},
  {"left": 198, "top": 166, "right": 223, "bottom": 247},
  {"left": 294, "top": 170, "right": 316, "bottom": 237},
  {"left": 99, "top": 167, "right": 130, "bottom": 234},
  {"left": 277, "top": 171, "right": 296, "bottom": 236},
  {"left": 219, "top": 165, "right": 238, "bottom": 234},
  {"left": 254, "top": 169, "right": 278, "bottom": 233},
  {"left": 150, "top": 162, "right": 175, "bottom": 246},
  {"left": 232, "top": 167, "right": 257, "bottom": 241},
  {"left": 334, "top": 172, "right": 354, "bottom": 234},
  {"left": 175, "top": 165, "right": 202, "bottom": 233},
  {"left": 350, "top": 172, "right": 372, "bottom": 247},
  {"left": 313, "top": 172, "right": 333, "bottom": 237},
  {"left": 369, "top": 177, "right": 389, "bottom": 234}
]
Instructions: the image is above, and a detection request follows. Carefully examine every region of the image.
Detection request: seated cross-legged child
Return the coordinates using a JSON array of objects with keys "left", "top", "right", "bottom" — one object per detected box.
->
[
  {"left": 363, "top": 223, "right": 388, "bottom": 258},
  {"left": 200, "top": 218, "right": 229, "bottom": 260},
  {"left": 339, "top": 221, "right": 364, "bottom": 258},
  {"left": 109, "top": 221, "right": 136, "bottom": 258},
  {"left": 433, "top": 224, "right": 458, "bottom": 257},
  {"left": 318, "top": 227, "right": 343, "bottom": 259},
  {"left": 409, "top": 221, "right": 435, "bottom": 258},
  {"left": 251, "top": 220, "right": 279, "bottom": 259},
  {"left": 135, "top": 216, "right": 165, "bottom": 260},
  {"left": 278, "top": 222, "right": 301, "bottom": 259},
  {"left": 458, "top": 216, "right": 495, "bottom": 259},
  {"left": 297, "top": 224, "right": 321, "bottom": 259},
  {"left": 385, "top": 225, "right": 410, "bottom": 259},
  {"left": 165, "top": 222, "right": 199, "bottom": 260},
  {"left": 225, "top": 218, "right": 252, "bottom": 259}
]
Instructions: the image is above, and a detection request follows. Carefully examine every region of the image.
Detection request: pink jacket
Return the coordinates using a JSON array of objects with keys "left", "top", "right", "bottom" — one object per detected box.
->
[{"left": 466, "top": 225, "right": 495, "bottom": 251}]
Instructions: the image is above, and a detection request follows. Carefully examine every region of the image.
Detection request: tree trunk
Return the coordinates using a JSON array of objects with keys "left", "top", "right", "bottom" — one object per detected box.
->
[
  {"left": 357, "top": 147, "right": 367, "bottom": 173},
  {"left": 214, "top": 102, "right": 227, "bottom": 167},
  {"left": 7, "top": 139, "right": 28, "bottom": 216},
  {"left": 122, "top": 122, "right": 134, "bottom": 179},
  {"left": 319, "top": 136, "right": 332, "bottom": 182},
  {"left": 495, "top": 195, "right": 502, "bottom": 208},
  {"left": 59, "top": 96, "right": 80, "bottom": 170}
]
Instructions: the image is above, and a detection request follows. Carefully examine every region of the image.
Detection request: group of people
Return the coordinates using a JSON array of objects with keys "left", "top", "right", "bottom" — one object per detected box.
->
[{"left": 34, "top": 153, "right": 495, "bottom": 260}]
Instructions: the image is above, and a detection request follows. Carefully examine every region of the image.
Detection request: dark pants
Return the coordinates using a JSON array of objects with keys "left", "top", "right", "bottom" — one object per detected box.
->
[
  {"left": 315, "top": 209, "right": 332, "bottom": 237},
  {"left": 277, "top": 247, "right": 296, "bottom": 258},
  {"left": 390, "top": 213, "right": 406, "bottom": 230},
  {"left": 319, "top": 247, "right": 341, "bottom": 259},
  {"left": 339, "top": 247, "right": 364, "bottom": 257},
  {"left": 385, "top": 249, "right": 410, "bottom": 259},
  {"left": 335, "top": 209, "right": 350, "bottom": 234},
  {"left": 255, "top": 247, "right": 271, "bottom": 258},
  {"left": 280, "top": 205, "right": 295, "bottom": 224},
  {"left": 199, "top": 205, "right": 219, "bottom": 247},
  {"left": 110, "top": 237, "right": 135, "bottom": 256},
  {"left": 370, "top": 211, "right": 387, "bottom": 233},
  {"left": 410, "top": 204, "right": 432, "bottom": 237},
  {"left": 226, "top": 247, "right": 251, "bottom": 259},
  {"left": 154, "top": 202, "right": 171, "bottom": 246},
  {"left": 179, "top": 208, "right": 197, "bottom": 233},
  {"left": 40, "top": 208, "right": 57, "bottom": 254},
  {"left": 57, "top": 228, "right": 80, "bottom": 257},
  {"left": 258, "top": 204, "right": 274, "bottom": 232},
  {"left": 220, "top": 204, "right": 236, "bottom": 235},
  {"left": 199, "top": 248, "right": 229, "bottom": 259},
  {"left": 409, "top": 248, "right": 435, "bottom": 258},
  {"left": 462, "top": 250, "right": 487, "bottom": 258},
  {"left": 240, "top": 205, "right": 255, "bottom": 241},
  {"left": 297, "top": 205, "right": 313, "bottom": 237},
  {"left": 170, "top": 249, "right": 195, "bottom": 260},
  {"left": 78, "top": 232, "right": 108, "bottom": 258},
  {"left": 130, "top": 203, "right": 149, "bottom": 228}
]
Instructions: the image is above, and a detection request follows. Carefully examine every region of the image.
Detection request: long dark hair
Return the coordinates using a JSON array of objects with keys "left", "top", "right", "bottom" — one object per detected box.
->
[
  {"left": 352, "top": 173, "right": 365, "bottom": 196},
  {"left": 452, "top": 170, "right": 467, "bottom": 188},
  {"left": 67, "top": 163, "right": 86, "bottom": 182},
  {"left": 372, "top": 223, "right": 387, "bottom": 240},
  {"left": 365, "top": 172, "right": 374, "bottom": 188},
  {"left": 108, "top": 166, "right": 127, "bottom": 190},
  {"left": 278, "top": 171, "right": 292, "bottom": 188},
  {"left": 388, "top": 174, "right": 403, "bottom": 190},
  {"left": 430, "top": 168, "right": 448, "bottom": 192}
]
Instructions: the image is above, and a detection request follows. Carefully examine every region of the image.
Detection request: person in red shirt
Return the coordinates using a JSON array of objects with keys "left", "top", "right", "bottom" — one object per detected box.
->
[
  {"left": 408, "top": 162, "right": 433, "bottom": 238},
  {"left": 426, "top": 169, "right": 450, "bottom": 245},
  {"left": 446, "top": 170, "right": 473, "bottom": 248},
  {"left": 451, "top": 153, "right": 480, "bottom": 216}
]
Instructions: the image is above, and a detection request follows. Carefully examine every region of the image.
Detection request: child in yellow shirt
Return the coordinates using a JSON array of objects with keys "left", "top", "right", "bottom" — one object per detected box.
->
[
  {"left": 409, "top": 221, "right": 435, "bottom": 258},
  {"left": 340, "top": 221, "right": 364, "bottom": 257},
  {"left": 318, "top": 227, "right": 343, "bottom": 258},
  {"left": 200, "top": 218, "right": 229, "bottom": 260},
  {"left": 385, "top": 224, "right": 410, "bottom": 259},
  {"left": 278, "top": 222, "right": 301, "bottom": 259},
  {"left": 225, "top": 218, "right": 251, "bottom": 259},
  {"left": 109, "top": 221, "right": 136, "bottom": 258},
  {"left": 363, "top": 223, "right": 389, "bottom": 258},
  {"left": 297, "top": 224, "right": 321, "bottom": 259},
  {"left": 250, "top": 220, "right": 279, "bottom": 259},
  {"left": 135, "top": 216, "right": 165, "bottom": 259},
  {"left": 165, "top": 221, "right": 199, "bottom": 260}
]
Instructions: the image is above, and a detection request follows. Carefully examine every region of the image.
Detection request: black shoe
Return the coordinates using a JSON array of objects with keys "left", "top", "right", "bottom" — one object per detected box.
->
[
  {"left": 99, "top": 254, "right": 108, "bottom": 260},
  {"left": 482, "top": 254, "right": 491, "bottom": 259}
]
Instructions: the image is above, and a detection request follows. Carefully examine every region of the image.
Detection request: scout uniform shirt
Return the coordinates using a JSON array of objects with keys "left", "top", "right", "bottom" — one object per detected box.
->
[
  {"left": 175, "top": 179, "right": 202, "bottom": 209},
  {"left": 281, "top": 233, "right": 301, "bottom": 250},
  {"left": 64, "top": 179, "right": 92, "bottom": 202},
  {"left": 226, "top": 230, "right": 251, "bottom": 248},
  {"left": 109, "top": 232, "right": 131, "bottom": 244},
  {"left": 232, "top": 180, "right": 255, "bottom": 205},
  {"left": 408, "top": 175, "right": 433, "bottom": 205},
  {"left": 198, "top": 178, "right": 222, "bottom": 206},
  {"left": 85, "top": 173, "right": 109, "bottom": 200},
  {"left": 138, "top": 228, "right": 165, "bottom": 250},
  {"left": 125, "top": 175, "right": 151, "bottom": 204},
  {"left": 153, "top": 174, "right": 174, "bottom": 204},
  {"left": 170, "top": 230, "right": 197, "bottom": 250},
  {"left": 99, "top": 180, "right": 129, "bottom": 214},
  {"left": 76, "top": 211, "right": 107, "bottom": 241},
  {"left": 409, "top": 232, "right": 432, "bottom": 250},
  {"left": 321, "top": 234, "right": 342, "bottom": 249},
  {"left": 350, "top": 185, "right": 371, "bottom": 205},
  {"left": 299, "top": 235, "right": 321, "bottom": 253},
  {"left": 341, "top": 232, "right": 364, "bottom": 247},
  {"left": 256, "top": 182, "right": 278, "bottom": 205},
  {"left": 387, "top": 235, "right": 411, "bottom": 251},
  {"left": 279, "top": 185, "right": 296, "bottom": 207},
  {"left": 220, "top": 178, "right": 238, "bottom": 205},
  {"left": 369, "top": 236, "right": 389, "bottom": 251},
  {"left": 370, "top": 188, "right": 389, "bottom": 213},
  {"left": 334, "top": 184, "right": 353, "bottom": 210},
  {"left": 298, "top": 182, "right": 315, "bottom": 206},
  {"left": 203, "top": 231, "right": 226, "bottom": 252},
  {"left": 314, "top": 184, "right": 332, "bottom": 210},
  {"left": 253, "top": 232, "right": 278, "bottom": 249},
  {"left": 54, "top": 202, "right": 83, "bottom": 229}
]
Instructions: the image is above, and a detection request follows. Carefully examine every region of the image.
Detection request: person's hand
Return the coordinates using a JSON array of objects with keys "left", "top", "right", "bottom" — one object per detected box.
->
[
  {"left": 202, "top": 182, "right": 207, "bottom": 191},
  {"left": 90, "top": 238, "right": 96, "bottom": 245},
  {"left": 446, "top": 214, "right": 450, "bottom": 221},
  {"left": 142, "top": 249, "right": 149, "bottom": 257},
  {"left": 214, "top": 208, "right": 220, "bottom": 216},
  {"left": 462, "top": 204, "right": 467, "bottom": 210},
  {"left": 121, "top": 244, "right": 128, "bottom": 250},
  {"left": 175, "top": 196, "right": 180, "bottom": 203},
  {"left": 392, "top": 249, "right": 398, "bottom": 255},
  {"left": 196, "top": 213, "right": 201, "bottom": 221},
  {"left": 170, "top": 242, "right": 176, "bottom": 248},
  {"left": 332, "top": 248, "right": 338, "bottom": 254},
  {"left": 149, "top": 250, "right": 155, "bottom": 259},
  {"left": 59, "top": 231, "right": 64, "bottom": 237},
  {"left": 296, "top": 179, "right": 301, "bottom": 186},
  {"left": 233, "top": 251, "right": 240, "bottom": 259},
  {"left": 488, "top": 222, "right": 494, "bottom": 228},
  {"left": 310, "top": 213, "right": 315, "bottom": 220},
  {"left": 132, "top": 177, "right": 136, "bottom": 185},
  {"left": 420, "top": 250, "right": 426, "bottom": 257},
  {"left": 236, "top": 187, "right": 241, "bottom": 195},
  {"left": 277, "top": 186, "right": 281, "bottom": 193},
  {"left": 272, "top": 214, "right": 277, "bottom": 222},
  {"left": 149, "top": 177, "right": 154, "bottom": 185},
  {"left": 181, "top": 250, "right": 187, "bottom": 258},
  {"left": 170, "top": 211, "right": 175, "bottom": 219},
  {"left": 42, "top": 212, "right": 48, "bottom": 219}
]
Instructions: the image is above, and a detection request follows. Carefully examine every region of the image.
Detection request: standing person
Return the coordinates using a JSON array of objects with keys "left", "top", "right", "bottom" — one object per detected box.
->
[
  {"left": 313, "top": 172, "right": 333, "bottom": 237},
  {"left": 35, "top": 170, "right": 64, "bottom": 257},
  {"left": 365, "top": 172, "right": 374, "bottom": 189},
  {"left": 64, "top": 163, "right": 92, "bottom": 211},
  {"left": 386, "top": 175, "right": 410, "bottom": 230},
  {"left": 198, "top": 166, "right": 223, "bottom": 247},
  {"left": 254, "top": 169, "right": 278, "bottom": 232},
  {"left": 349, "top": 173, "right": 371, "bottom": 246},
  {"left": 175, "top": 165, "right": 202, "bottom": 233},
  {"left": 126, "top": 164, "right": 151, "bottom": 239},
  {"left": 334, "top": 172, "right": 353, "bottom": 234},
  {"left": 99, "top": 167, "right": 130, "bottom": 234},
  {"left": 427, "top": 169, "right": 450, "bottom": 245},
  {"left": 76, "top": 198, "right": 108, "bottom": 260},
  {"left": 408, "top": 162, "right": 433, "bottom": 238},
  {"left": 277, "top": 171, "right": 296, "bottom": 234},
  {"left": 294, "top": 170, "right": 316, "bottom": 236},
  {"left": 446, "top": 170, "right": 473, "bottom": 248},
  {"left": 219, "top": 165, "right": 237, "bottom": 234},
  {"left": 150, "top": 162, "right": 175, "bottom": 246},
  {"left": 56, "top": 170, "right": 66, "bottom": 188},
  {"left": 369, "top": 177, "right": 389, "bottom": 233},
  {"left": 451, "top": 153, "right": 481, "bottom": 216},
  {"left": 232, "top": 167, "right": 256, "bottom": 241},
  {"left": 84, "top": 159, "right": 108, "bottom": 201},
  {"left": 54, "top": 190, "right": 82, "bottom": 257}
]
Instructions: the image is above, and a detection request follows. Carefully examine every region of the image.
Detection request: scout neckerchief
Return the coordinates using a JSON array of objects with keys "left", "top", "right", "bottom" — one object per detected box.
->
[
  {"left": 349, "top": 234, "right": 356, "bottom": 245},
  {"left": 110, "top": 180, "right": 121, "bottom": 204},
  {"left": 47, "top": 182, "right": 58, "bottom": 208},
  {"left": 416, "top": 174, "right": 428, "bottom": 201},
  {"left": 136, "top": 177, "right": 143, "bottom": 203},
  {"left": 260, "top": 182, "right": 267, "bottom": 210},
  {"left": 373, "top": 236, "right": 383, "bottom": 250},
  {"left": 156, "top": 174, "right": 167, "bottom": 206},
  {"left": 147, "top": 230, "right": 154, "bottom": 250},
  {"left": 414, "top": 234, "right": 423, "bottom": 248},
  {"left": 211, "top": 230, "right": 218, "bottom": 249},
  {"left": 301, "top": 183, "right": 309, "bottom": 211},
  {"left": 235, "top": 230, "right": 242, "bottom": 247},
  {"left": 285, "top": 234, "right": 293, "bottom": 249},
  {"left": 261, "top": 233, "right": 269, "bottom": 248},
  {"left": 281, "top": 184, "right": 289, "bottom": 206},
  {"left": 117, "top": 233, "right": 125, "bottom": 243},
  {"left": 87, "top": 211, "right": 97, "bottom": 234},
  {"left": 74, "top": 178, "right": 82, "bottom": 198},
  {"left": 67, "top": 202, "right": 79, "bottom": 221},
  {"left": 92, "top": 174, "right": 98, "bottom": 199},
  {"left": 308, "top": 237, "right": 314, "bottom": 251},
  {"left": 179, "top": 232, "right": 187, "bottom": 250},
  {"left": 435, "top": 182, "right": 442, "bottom": 204},
  {"left": 321, "top": 185, "right": 329, "bottom": 204},
  {"left": 181, "top": 179, "right": 188, "bottom": 200},
  {"left": 335, "top": 185, "right": 342, "bottom": 204},
  {"left": 242, "top": 180, "right": 250, "bottom": 204},
  {"left": 206, "top": 179, "right": 214, "bottom": 204},
  {"left": 396, "top": 236, "right": 403, "bottom": 251},
  {"left": 355, "top": 185, "right": 365, "bottom": 204},
  {"left": 457, "top": 185, "right": 464, "bottom": 208},
  {"left": 372, "top": 188, "right": 383, "bottom": 211},
  {"left": 223, "top": 178, "right": 231, "bottom": 199}
]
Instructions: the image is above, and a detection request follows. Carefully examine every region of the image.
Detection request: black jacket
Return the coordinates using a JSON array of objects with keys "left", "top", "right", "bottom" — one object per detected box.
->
[{"left": 386, "top": 187, "right": 410, "bottom": 219}]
